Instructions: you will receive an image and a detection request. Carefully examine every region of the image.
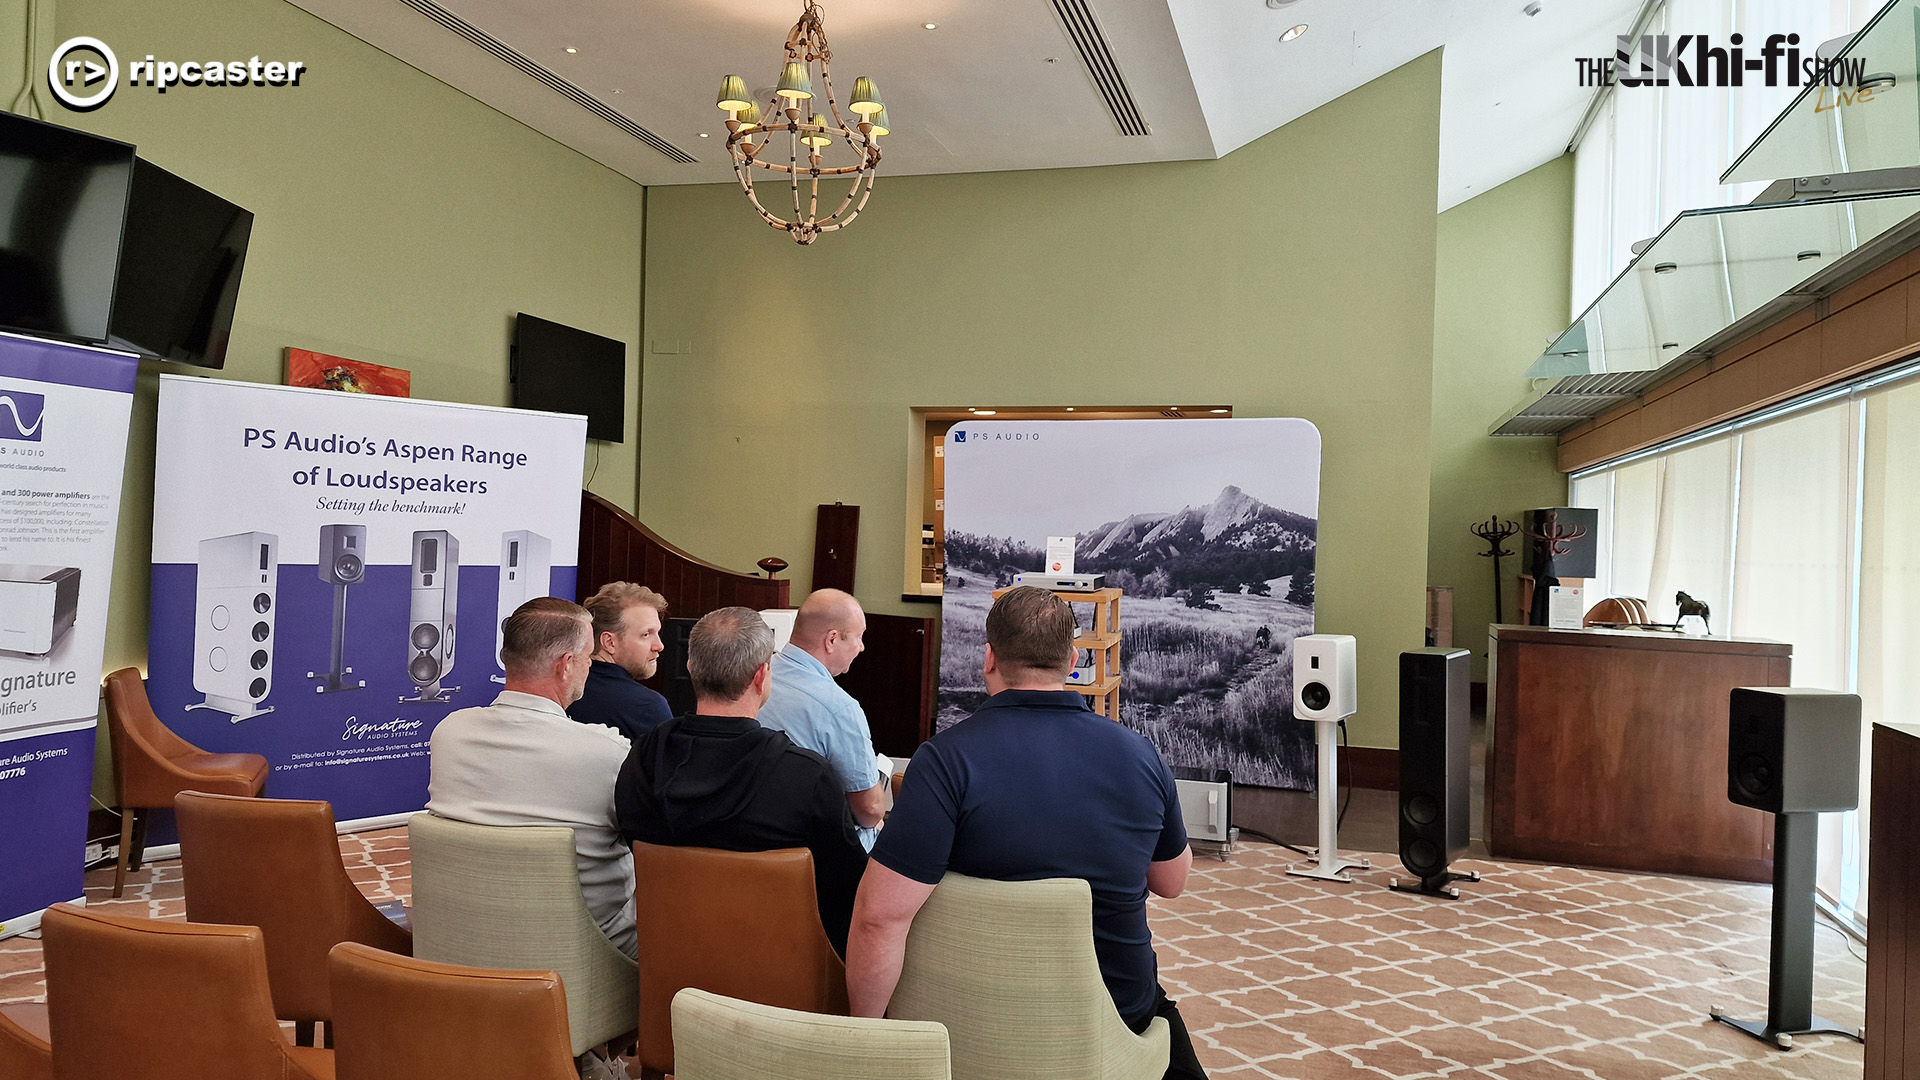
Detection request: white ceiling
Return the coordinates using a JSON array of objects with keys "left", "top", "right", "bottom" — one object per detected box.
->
[{"left": 288, "top": 0, "right": 1641, "bottom": 210}]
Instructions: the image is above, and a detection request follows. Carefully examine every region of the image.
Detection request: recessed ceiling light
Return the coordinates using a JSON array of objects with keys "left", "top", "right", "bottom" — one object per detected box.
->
[
  {"left": 699, "top": 133, "right": 709, "bottom": 138},
  {"left": 565, "top": 47, "right": 578, "bottom": 53},
  {"left": 924, "top": 23, "right": 938, "bottom": 30},
  {"left": 1653, "top": 262, "right": 1678, "bottom": 274},
  {"left": 973, "top": 409, "right": 996, "bottom": 415},
  {"left": 1064, "top": 407, "right": 1075, "bottom": 411},
  {"left": 611, "top": 88, "right": 622, "bottom": 94},
  {"left": 1265, "top": 0, "right": 1302, "bottom": 7},
  {"left": 1210, "top": 408, "right": 1229, "bottom": 414},
  {"left": 1797, "top": 249, "right": 1823, "bottom": 261},
  {"left": 1281, "top": 24, "right": 1308, "bottom": 41},
  {"left": 1523, "top": 1, "right": 1542, "bottom": 15}
]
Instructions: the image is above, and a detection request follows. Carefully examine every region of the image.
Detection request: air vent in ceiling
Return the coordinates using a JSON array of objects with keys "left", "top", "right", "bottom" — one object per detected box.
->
[
  {"left": 392, "top": 0, "right": 698, "bottom": 164},
  {"left": 1049, "top": 0, "right": 1150, "bottom": 137}
]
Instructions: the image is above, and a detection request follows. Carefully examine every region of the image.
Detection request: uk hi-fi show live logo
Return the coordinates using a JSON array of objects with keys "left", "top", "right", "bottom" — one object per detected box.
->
[{"left": 1577, "top": 33, "right": 1876, "bottom": 90}]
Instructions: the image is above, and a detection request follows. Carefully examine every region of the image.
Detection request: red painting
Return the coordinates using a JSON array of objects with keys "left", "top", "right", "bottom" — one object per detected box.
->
[{"left": 286, "top": 348, "right": 411, "bottom": 397}]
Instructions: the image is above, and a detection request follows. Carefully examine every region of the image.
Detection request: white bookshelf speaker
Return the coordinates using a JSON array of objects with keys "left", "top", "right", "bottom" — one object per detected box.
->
[{"left": 1292, "top": 633, "right": 1357, "bottom": 721}]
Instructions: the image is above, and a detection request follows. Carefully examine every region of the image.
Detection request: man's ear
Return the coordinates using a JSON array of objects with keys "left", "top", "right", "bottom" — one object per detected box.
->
[
  {"left": 983, "top": 643, "right": 998, "bottom": 677},
  {"left": 754, "top": 660, "right": 774, "bottom": 695}
]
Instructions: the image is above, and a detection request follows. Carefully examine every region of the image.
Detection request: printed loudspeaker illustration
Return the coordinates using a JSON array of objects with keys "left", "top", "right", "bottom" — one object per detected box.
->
[
  {"left": 189, "top": 532, "right": 278, "bottom": 722},
  {"left": 402, "top": 530, "right": 460, "bottom": 704},
  {"left": 308, "top": 524, "right": 367, "bottom": 694},
  {"left": 492, "top": 530, "right": 551, "bottom": 684}
]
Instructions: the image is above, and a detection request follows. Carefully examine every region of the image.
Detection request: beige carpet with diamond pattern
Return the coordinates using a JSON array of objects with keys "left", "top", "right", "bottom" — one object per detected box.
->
[{"left": 0, "top": 828, "right": 1865, "bottom": 1079}]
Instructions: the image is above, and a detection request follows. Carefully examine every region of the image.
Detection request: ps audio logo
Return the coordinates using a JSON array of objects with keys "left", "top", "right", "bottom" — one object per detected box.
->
[
  {"left": 48, "top": 37, "right": 308, "bottom": 111},
  {"left": 0, "top": 390, "right": 47, "bottom": 443}
]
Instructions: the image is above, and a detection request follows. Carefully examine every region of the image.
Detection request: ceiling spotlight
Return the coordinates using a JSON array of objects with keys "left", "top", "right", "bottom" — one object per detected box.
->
[
  {"left": 699, "top": 132, "right": 709, "bottom": 138},
  {"left": 566, "top": 47, "right": 578, "bottom": 53},
  {"left": 972, "top": 409, "right": 996, "bottom": 416},
  {"left": 1210, "top": 408, "right": 1229, "bottom": 414},
  {"left": 1280, "top": 23, "right": 1308, "bottom": 41},
  {"left": 1265, "top": 0, "right": 1302, "bottom": 7},
  {"left": 1064, "top": 407, "right": 1076, "bottom": 411},
  {"left": 1798, "top": 249, "right": 1823, "bottom": 261},
  {"left": 1661, "top": 341, "right": 1679, "bottom": 349},
  {"left": 1653, "top": 262, "right": 1678, "bottom": 274},
  {"left": 1861, "top": 71, "right": 1897, "bottom": 90},
  {"left": 924, "top": 23, "right": 937, "bottom": 30},
  {"left": 1522, "top": 2, "right": 1541, "bottom": 16}
]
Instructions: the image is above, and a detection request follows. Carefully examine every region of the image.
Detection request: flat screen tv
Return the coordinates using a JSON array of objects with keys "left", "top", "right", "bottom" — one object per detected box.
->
[
  {"left": 0, "top": 111, "right": 135, "bottom": 344},
  {"left": 511, "top": 313, "right": 625, "bottom": 442},
  {"left": 108, "top": 157, "right": 253, "bottom": 368}
]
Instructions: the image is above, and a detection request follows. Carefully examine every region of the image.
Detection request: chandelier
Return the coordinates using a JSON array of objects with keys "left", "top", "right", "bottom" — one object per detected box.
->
[{"left": 712, "top": 1, "right": 888, "bottom": 245}]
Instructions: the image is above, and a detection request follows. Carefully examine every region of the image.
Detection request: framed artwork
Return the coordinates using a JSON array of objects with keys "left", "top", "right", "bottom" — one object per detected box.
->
[{"left": 286, "top": 348, "right": 411, "bottom": 397}]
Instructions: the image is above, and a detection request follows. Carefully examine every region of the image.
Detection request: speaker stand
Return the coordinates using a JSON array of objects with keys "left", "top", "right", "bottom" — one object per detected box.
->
[
  {"left": 187, "top": 698, "right": 275, "bottom": 723},
  {"left": 400, "top": 681, "right": 458, "bottom": 704},
  {"left": 1288, "top": 718, "right": 1369, "bottom": 883},
  {"left": 1708, "top": 811, "right": 1864, "bottom": 1050},
  {"left": 1389, "top": 869, "right": 1479, "bottom": 900},
  {"left": 307, "top": 582, "right": 365, "bottom": 694}
]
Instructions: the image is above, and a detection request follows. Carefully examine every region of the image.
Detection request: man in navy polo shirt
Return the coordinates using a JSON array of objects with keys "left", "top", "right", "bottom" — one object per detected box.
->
[
  {"left": 570, "top": 581, "right": 674, "bottom": 741},
  {"left": 846, "top": 586, "right": 1205, "bottom": 1080}
]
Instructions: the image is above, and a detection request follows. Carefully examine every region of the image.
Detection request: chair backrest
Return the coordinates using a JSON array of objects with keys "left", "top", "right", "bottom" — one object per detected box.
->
[
  {"left": 177, "top": 790, "right": 412, "bottom": 1024},
  {"left": 406, "top": 812, "right": 636, "bottom": 1055},
  {"left": 631, "top": 841, "right": 848, "bottom": 1076},
  {"left": 0, "top": 1004, "right": 51, "bottom": 1080},
  {"left": 102, "top": 667, "right": 202, "bottom": 807},
  {"left": 672, "top": 987, "right": 949, "bottom": 1080},
  {"left": 40, "top": 904, "right": 325, "bottom": 1080},
  {"left": 888, "top": 873, "right": 1167, "bottom": 1080},
  {"left": 328, "top": 942, "right": 577, "bottom": 1080}
]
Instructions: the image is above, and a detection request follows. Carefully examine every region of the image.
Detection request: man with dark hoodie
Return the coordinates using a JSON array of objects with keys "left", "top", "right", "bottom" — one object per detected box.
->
[{"left": 615, "top": 606, "right": 868, "bottom": 955}]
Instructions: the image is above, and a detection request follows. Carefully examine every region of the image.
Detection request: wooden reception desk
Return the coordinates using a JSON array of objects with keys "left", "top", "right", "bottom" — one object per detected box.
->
[{"left": 1488, "top": 624, "right": 1790, "bottom": 882}]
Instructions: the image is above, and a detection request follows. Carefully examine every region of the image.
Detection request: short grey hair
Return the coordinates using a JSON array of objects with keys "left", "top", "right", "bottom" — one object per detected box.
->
[
  {"left": 687, "top": 607, "right": 775, "bottom": 701},
  {"left": 500, "top": 597, "right": 592, "bottom": 675}
]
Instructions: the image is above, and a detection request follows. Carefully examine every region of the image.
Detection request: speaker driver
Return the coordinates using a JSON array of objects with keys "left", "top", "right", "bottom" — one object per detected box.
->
[
  {"left": 251, "top": 621, "right": 270, "bottom": 642},
  {"left": 411, "top": 623, "right": 440, "bottom": 651},
  {"left": 335, "top": 553, "right": 363, "bottom": 582},
  {"left": 1404, "top": 837, "right": 1440, "bottom": 875},
  {"left": 1733, "top": 754, "right": 1776, "bottom": 801},
  {"left": 250, "top": 649, "right": 269, "bottom": 670},
  {"left": 253, "top": 592, "right": 272, "bottom": 613},
  {"left": 1301, "top": 681, "right": 1331, "bottom": 712},
  {"left": 248, "top": 677, "right": 268, "bottom": 699},
  {"left": 410, "top": 654, "right": 441, "bottom": 684},
  {"left": 1404, "top": 794, "right": 1438, "bottom": 827}
]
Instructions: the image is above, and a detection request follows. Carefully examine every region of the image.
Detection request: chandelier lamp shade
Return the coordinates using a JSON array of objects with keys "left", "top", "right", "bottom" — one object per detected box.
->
[{"left": 713, "top": 1, "right": 887, "bottom": 245}]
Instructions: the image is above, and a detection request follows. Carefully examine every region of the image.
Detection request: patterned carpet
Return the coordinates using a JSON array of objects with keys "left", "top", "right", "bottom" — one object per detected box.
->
[{"left": 1, "top": 830, "right": 1866, "bottom": 1079}]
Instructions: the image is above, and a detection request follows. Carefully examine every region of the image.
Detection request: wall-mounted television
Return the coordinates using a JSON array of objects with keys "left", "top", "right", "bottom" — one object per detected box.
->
[
  {"left": 108, "top": 157, "right": 253, "bottom": 368},
  {"left": 0, "top": 111, "right": 135, "bottom": 344},
  {"left": 510, "top": 313, "right": 626, "bottom": 442}
]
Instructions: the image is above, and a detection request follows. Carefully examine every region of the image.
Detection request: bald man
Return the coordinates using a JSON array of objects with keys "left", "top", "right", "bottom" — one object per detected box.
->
[{"left": 757, "top": 589, "right": 886, "bottom": 850}]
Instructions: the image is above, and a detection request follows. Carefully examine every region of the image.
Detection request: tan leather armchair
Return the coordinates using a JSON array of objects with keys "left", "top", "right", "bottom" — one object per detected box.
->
[
  {"left": 176, "top": 790, "right": 412, "bottom": 1046},
  {"left": 407, "top": 812, "right": 637, "bottom": 1057},
  {"left": 889, "top": 874, "right": 1170, "bottom": 1080},
  {"left": 0, "top": 1003, "right": 51, "bottom": 1080},
  {"left": 672, "top": 987, "right": 950, "bottom": 1080},
  {"left": 102, "top": 667, "right": 269, "bottom": 897},
  {"left": 328, "top": 941, "right": 577, "bottom": 1080},
  {"left": 631, "top": 842, "right": 848, "bottom": 1080},
  {"left": 39, "top": 904, "right": 332, "bottom": 1080}
]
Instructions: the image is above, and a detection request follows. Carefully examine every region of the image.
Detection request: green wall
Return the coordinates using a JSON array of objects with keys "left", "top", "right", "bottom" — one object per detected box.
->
[
  {"left": 1428, "top": 156, "right": 1573, "bottom": 680},
  {"left": 640, "top": 51, "right": 1444, "bottom": 749},
  {"left": 13, "top": 0, "right": 646, "bottom": 675}
]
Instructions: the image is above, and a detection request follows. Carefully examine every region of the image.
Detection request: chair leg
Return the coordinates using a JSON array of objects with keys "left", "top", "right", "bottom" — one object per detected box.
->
[
  {"left": 294, "top": 1021, "right": 315, "bottom": 1047},
  {"left": 113, "top": 809, "right": 134, "bottom": 898},
  {"left": 323, "top": 1022, "right": 334, "bottom": 1050},
  {"left": 129, "top": 809, "right": 150, "bottom": 872}
]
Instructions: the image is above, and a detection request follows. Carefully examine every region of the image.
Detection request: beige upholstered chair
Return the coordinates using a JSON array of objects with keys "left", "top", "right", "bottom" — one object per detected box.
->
[
  {"left": 406, "top": 812, "right": 636, "bottom": 1056},
  {"left": 889, "top": 873, "right": 1169, "bottom": 1080},
  {"left": 328, "top": 942, "right": 577, "bottom": 1080},
  {"left": 672, "top": 987, "right": 950, "bottom": 1080}
]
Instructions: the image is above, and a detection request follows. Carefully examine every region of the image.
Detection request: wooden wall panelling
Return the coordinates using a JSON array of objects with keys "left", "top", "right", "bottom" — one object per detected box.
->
[
  {"left": 577, "top": 492, "right": 789, "bottom": 614},
  {"left": 1866, "top": 723, "right": 1920, "bottom": 1080},
  {"left": 812, "top": 503, "right": 859, "bottom": 594}
]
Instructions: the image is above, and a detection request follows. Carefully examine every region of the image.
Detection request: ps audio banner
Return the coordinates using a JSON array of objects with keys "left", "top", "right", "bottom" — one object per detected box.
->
[
  {"left": 0, "top": 333, "right": 138, "bottom": 937},
  {"left": 148, "top": 377, "right": 586, "bottom": 826},
  {"left": 939, "top": 418, "right": 1322, "bottom": 789}
]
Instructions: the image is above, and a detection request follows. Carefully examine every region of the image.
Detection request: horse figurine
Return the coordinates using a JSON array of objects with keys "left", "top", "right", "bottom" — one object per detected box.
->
[{"left": 1675, "top": 591, "right": 1712, "bottom": 633}]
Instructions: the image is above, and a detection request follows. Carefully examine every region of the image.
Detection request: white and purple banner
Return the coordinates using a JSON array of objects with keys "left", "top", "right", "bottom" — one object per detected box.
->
[
  {"left": 0, "top": 332, "right": 138, "bottom": 936},
  {"left": 148, "top": 377, "right": 586, "bottom": 827}
]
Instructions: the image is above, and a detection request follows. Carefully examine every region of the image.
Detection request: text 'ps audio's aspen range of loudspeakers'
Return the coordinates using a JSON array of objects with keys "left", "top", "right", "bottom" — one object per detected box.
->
[
  {"left": 492, "top": 530, "right": 551, "bottom": 684},
  {"left": 189, "top": 531, "right": 277, "bottom": 722},
  {"left": 1711, "top": 687, "right": 1864, "bottom": 1051},
  {"left": 1392, "top": 647, "right": 1479, "bottom": 900},
  {"left": 403, "top": 530, "right": 459, "bottom": 704},
  {"left": 308, "top": 524, "right": 366, "bottom": 694}
]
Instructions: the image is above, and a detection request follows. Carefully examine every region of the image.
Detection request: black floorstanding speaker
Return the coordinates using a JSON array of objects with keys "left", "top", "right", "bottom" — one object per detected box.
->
[
  {"left": 1710, "top": 687, "right": 1864, "bottom": 1051},
  {"left": 1392, "top": 647, "right": 1478, "bottom": 899}
]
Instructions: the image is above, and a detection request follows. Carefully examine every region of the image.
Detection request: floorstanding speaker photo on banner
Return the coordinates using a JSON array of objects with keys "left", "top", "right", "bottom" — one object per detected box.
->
[
  {"left": 939, "top": 418, "right": 1322, "bottom": 789},
  {"left": 147, "top": 376, "right": 587, "bottom": 828},
  {"left": 0, "top": 333, "right": 138, "bottom": 937}
]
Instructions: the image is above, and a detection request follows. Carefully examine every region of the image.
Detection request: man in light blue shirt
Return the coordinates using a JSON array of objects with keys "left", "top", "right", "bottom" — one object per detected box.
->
[{"left": 758, "top": 589, "right": 886, "bottom": 849}]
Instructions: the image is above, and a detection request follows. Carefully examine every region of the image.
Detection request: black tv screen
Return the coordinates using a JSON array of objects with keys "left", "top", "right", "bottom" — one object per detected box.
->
[
  {"left": 109, "top": 157, "right": 253, "bottom": 368},
  {"left": 0, "top": 111, "right": 135, "bottom": 343},
  {"left": 511, "top": 313, "right": 626, "bottom": 442}
]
